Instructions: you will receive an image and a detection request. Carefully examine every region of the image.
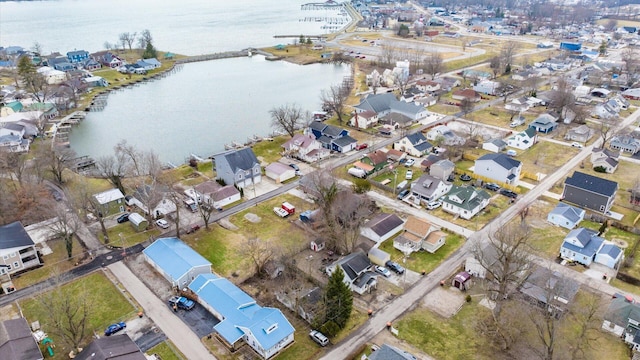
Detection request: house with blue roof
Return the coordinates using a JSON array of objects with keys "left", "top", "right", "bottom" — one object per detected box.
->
[
  {"left": 595, "top": 243, "right": 624, "bottom": 269},
  {"left": 66, "top": 50, "right": 89, "bottom": 64},
  {"left": 560, "top": 228, "right": 603, "bottom": 266},
  {"left": 143, "top": 237, "right": 211, "bottom": 288},
  {"left": 188, "top": 274, "right": 295, "bottom": 359},
  {"left": 529, "top": 113, "right": 558, "bottom": 134},
  {"left": 474, "top": 153, "right": 522, "bottom": 186},
  {"left": 547, "top": 203, "right": 585, "bottom": 229},
  {"left": 394, "top": 132, "right": 432, "bottom": 157},
  {"left": 306, "top": 121, "right": 356, "bottom": 153}
]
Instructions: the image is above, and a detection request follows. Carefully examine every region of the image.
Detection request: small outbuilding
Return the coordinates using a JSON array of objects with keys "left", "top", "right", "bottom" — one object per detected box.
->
[
  {"left": 360, "top": 213, "right": 404, "bottom": 244},
  {"left": 452, "top": 271, "right": 472, "bottom": 290},
  {"left": 265, "top": 162, "right": 296, "bottom": 183},
  {"left": 128, "top": 213, "right": 148, "bottom": 232},
  {"left": 547, "top": 203, "right": 585, "bottom": 229},
  {"left": 143, "top": 237, "right": 212, "bottom": 288},
  {"left": 368, "top": 247, "right": 391, "bottom": 266},
  {"left": 310, "top": 238, "right": 325, "bottom": 252}
]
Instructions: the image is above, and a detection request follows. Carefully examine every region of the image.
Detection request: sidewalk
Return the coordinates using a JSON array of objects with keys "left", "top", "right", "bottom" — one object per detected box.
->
[{"left": 107, "top": 262, "right": 216, "bottom": 360}]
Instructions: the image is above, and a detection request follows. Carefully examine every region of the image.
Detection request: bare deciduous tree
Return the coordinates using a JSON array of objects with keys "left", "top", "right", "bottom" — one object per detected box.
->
[
  {"left": 95, "top": 147, "right": 130, "bottom": 194},
  {"left": 500, "top": 41, "right": 520, "bottom": 70},
  {"left": 490, "top": 56, "right": 502, "bottom": 79},
  {"left": 48, "top": 205, "right": 79, "bottom": 258},
  {"left": 269, "top": 103, "right": 308, "bottom": 137},
  {"left": 459, "top": 98, "right": 475, "bottom": 117},
  {"left": 0, "top": 150, "right": 28, "bottom": 185},
  {"left": 242, "top": 236, "right": 276, "bottom": 276},
  {"left": 379, "top": 43, "right": 396, "bottom": 68},
  {"left": 119, "top": 32, "right": 137, "bottom": 51},
  {"left": 423, "top": 52, "right": 444, "bottom": 80},
  {"left": 48, "top": 147, "right": 76, "bottom": 185},
  {"left": 568, "top": 292, "right": 602, "bottom": 360},
  {"left": 320, "top": 84, "right": 349, "bottom": 125},
  {"left": 596, "top": 119, "right": 616, "bottom": 149},
  {"left": 332, "top": 192, "right": 371, "bottom": 253}
]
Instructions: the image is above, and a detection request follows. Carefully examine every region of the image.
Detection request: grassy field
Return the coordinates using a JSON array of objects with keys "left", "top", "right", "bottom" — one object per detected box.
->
[
  {"left": 148, "top": 341, "right": 185, "bottom": 360},
  {"left": 379, "top": 233, "right": 466, "bottom": 274},
  {"left": 429, "top": 103, "right": 460, "bottom": 115},
  {"left": 106, "top": 222, "right": 161, "bottom": 248},
  {"left": 516, "top": 141, "right": 581, "bottom": 177},
  {"left": 252, "top": 136, "right": 289, "bottom": 164},
  {"left": 20, "top": 272, "right": 136, "bottom": 358},
  {"left": 444, "top": 52, "right": 496, "bottom": 72},
  {"left": 264, "top": 44, "right": 335, "bottom": 65}
]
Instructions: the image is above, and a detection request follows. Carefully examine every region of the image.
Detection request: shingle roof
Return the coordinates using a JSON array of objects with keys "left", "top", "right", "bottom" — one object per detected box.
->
[
  {"left": 309, "top": 121, "right": 326, "bottom": 132},
  {"left": 212, "top": 185, "right": 240, "bottom": 202},
  {"left": 477, "top": 153, "right": 521, "bottom": 170},
  {"left": 604, "top": 294, "right": 640, "bottom": 328},
  {"left": 354, "top": 93, "right": 397, "bottom": 113},
  {"left": 365, "top": 213, "right": 404, "bottom": 237},
  {"left": 143, "top": 238, "right": 211, "bottom": 283},
  {"left": 93, "top": 188, "right": 124, "bottom": 204},
  {"left": 598, "top": 243, "right": 623, "bottom": 259},
  {"left": 0, "top": 318, "right": 42, "bottom": 360},
  {"left": 323, "top": 124, "right": 344, "bottom": 137},
  {"left": 368, "top": 343, "right": 417, "bottom": 360},
  {"left": 0, "top": 222, "right": 35, "bottom": 250},
  {"left": 224, "top": 148, "right": 259, "bottom": 172},
  {"left": 75, "top": 334, "right": 145, "bottom": 360},
  {"left": 549, "top": 203, "right": 585, "bottom": 224},
  {"left": 562, "top": 230, "right": 603, "bottom": 257},
  {"left": 334, "top": 251, "right": 371, "bottom": 281},
  {"left": 564, "top": 171, "right": 618, "bottom": 197},
  {"left": 442, "top": 186, "right": 490, "bottom": 211},
  {"left": 333, "top": 135, "right": 357, "bottom": 147},
  {"left": 406, "top": 132, "right": 427, "bottom": 146}
]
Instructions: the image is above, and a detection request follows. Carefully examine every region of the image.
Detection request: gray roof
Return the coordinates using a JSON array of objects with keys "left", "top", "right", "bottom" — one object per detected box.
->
[
  {"left": 309, "top": 121, "right": 326, "bottom": 132},
  {"left": 334, "top": 251, "right": 371, "bottom": 282},
  {"left": 333, "top": 135, "right": 357, "bottom": 147},
  {"left": 520, "top": 267, "right": 580, "bottom": 308},
  {"left": 477, "top": 153, "right": 521, "bottom": 170},
  {"left": 223, "top": 148, "right": 259, "bottom": 172},
  {"left": 406, "top": 132, "right": 428, "bottom": 146},
  {"left": 0, "top": 318, "right": 43, "bottom": 360},
  {"left": 486, "top": 138, "right": 507, "bottom": 147},
  {"left": 0, "top": 222, "right": 35, "bottom": 250},
  {"left": 432, "top": 159, "right": 454, "bottom": 170},
  {"left": 368, "top": 344, "right": 417, "bottom": 360},
  {"left": 599, "top": 244, "right": 622, "bottom": 259},
  {"left": 549, "top": 203, "right": 584, "bottom": 223},
  {"left": 75, "top": 334, "right": 145, "bottom": 360},
  {"left": 565, "top": 227, "right": 597, "bottom": 248},
  {"left": 381, "top": 112, "right": 413, "bottom": 125},
  {"left": 354, "top": 93, "right": 397, "bottom": 113},
  {"left": 442, "top": 185, "right": 490, "bottom": 211},
  {"left": 604, "top": 295, "right": 640, "bottom": 329},
  {"left": 213, "top": 185, "right": 240, "bottom": 202},
  {"left": 365, "top": 213, "right": 404, "bottom": 237},
  {"left": 411, "top": 174, "right": 445, "bottom": 198},
  {"left": 3, "top": 123, "right": 25, "bottom": 132},
  {"left": 564, "top": 171, "right": 618, "bottom": 197},
  {"left": 323, "top": 124, "right": 344, "bottom": 137}
]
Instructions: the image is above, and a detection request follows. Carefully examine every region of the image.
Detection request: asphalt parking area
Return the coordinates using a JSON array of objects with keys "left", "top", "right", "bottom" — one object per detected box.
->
[{"left": 172, "top": 303, "right": 220, "bottom": 338}]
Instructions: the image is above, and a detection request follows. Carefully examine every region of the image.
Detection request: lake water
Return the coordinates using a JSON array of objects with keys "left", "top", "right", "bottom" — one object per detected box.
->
[{"left": 1, "top": 0, "right": 351, "bottom": 163}]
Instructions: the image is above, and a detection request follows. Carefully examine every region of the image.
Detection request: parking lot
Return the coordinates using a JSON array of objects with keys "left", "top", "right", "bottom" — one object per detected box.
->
[{"left": 172, "top": 303, "right": 220, "bottom": 338}]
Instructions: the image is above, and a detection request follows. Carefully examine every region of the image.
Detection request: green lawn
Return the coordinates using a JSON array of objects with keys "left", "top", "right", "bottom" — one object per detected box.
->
[
  {"left": 379, "top": 233, "right": 465, "bottom": 274},
  {"left": 148, "top": 341, "right": 185, "bottom": 360},
  {"left": 252, "top": 136, "right": 289, "bottom": 164},
  {"left": 182, "top": 224, "right": 245, "bottom": 278},
  {"left": 516, "top": 141, "right": 581, "bottom": 177},
  {"left": 444, "top": 52, "right": 496, "bottom": 72},
  {"left": 429, "top": 103, "right": 460, "bottom": 115},
  {"left": 526, "top": 222, "right": 568, "bottom": 259},
  {"left": 106, "top": 223, "right": 161, "bottom": 248},
  {"left": 20, "top": 272, "right": 136, "bottom": 358},
  {"left": 332, "top": 309, "right": 369, "bottom": 344}
]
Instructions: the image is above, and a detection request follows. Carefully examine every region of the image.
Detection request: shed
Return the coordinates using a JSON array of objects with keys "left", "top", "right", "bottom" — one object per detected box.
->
[
  {"left": 310, "top": 238, "right": 325, "bottom": 252},
  {"left": 143, "top": 237, "right": 212, "bottom": 288},
  {"left": 265, "top": 162, "right": 295, "bottom": 183},
  {"left": 128, "top": 213, "right": 148, "bottom": 232},
  {"left": 452, "top": 271, "right": 471, "bottom": 290},
  {"left": 368, "top": 247, "right": 390, "bottom": 266}
]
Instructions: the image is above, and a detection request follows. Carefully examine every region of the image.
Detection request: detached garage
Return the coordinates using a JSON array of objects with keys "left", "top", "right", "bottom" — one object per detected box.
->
[
  {"left": 143, "top": 237, "right": 211, "bottom": 288},
  {"left": 265, "top": 162, "right": 295, "bottom": 183}
]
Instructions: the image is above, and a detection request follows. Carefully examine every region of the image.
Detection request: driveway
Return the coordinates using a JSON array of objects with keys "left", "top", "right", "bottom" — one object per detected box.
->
[{"left": 108, "top": 262, "right": 216, "bottom": 360}]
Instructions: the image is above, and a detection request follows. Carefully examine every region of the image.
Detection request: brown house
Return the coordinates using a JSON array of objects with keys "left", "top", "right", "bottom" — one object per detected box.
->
[{"left": 452, "top": 89, "right": 481, "bottom": 102}]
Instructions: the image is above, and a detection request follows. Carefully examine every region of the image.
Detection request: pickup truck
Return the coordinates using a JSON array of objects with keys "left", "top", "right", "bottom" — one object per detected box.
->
[
  {"left": 168, "top": 296, "right": 195, "bottom": 311},
  {"left": 274, "top": 207, "right": 289, "bottom": 218}
]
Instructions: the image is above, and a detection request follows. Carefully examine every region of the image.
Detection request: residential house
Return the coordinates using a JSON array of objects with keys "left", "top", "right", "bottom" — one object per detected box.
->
[
  {"left": 0, "top": 318, "right": 43, "bottom": 360},
  {"left": 360, "top": 213, "right": 404, "bottom": 244},
  {"left": 441, "top": 185, "right": 491, "bottom": 220},
  {"left": 0, "top": 222, "right": 42, "bottom": 278},
  {"left": 214, "top": 148, "right": 261, "bottom": 188},
  {"left": 416, "top": 79, "right": 441, "bottom": 93},
  {"left": 326, "top": 251, "right": 377, "bottom": 294},
  {"left": 360, "top": 150, "right": 388, "bottom": 173},
  {"left": 265, "top": 162, "right": 295, "bottom": 183},
  {"left": 562, "top": 171, "right": 618, "bottom": 214},
  {"left": 367, "top": 344, "right": 417, "bottom": 360},
  {"left": 82, "top": 76, "right": 109, "bottom": 87},
  {"left": 410, "top": 174, "right": 452, "bottom": 205},
  {"left": 75, "top": 334, "right": 145, "bottom": 360},
  {"left": 610, "top": 134, "right": 640, "bottom": 154},
  {"left": 560, "top": 228, "right": 603, "bottom": 266},
  {"left": 595, "top": 243, "right": 624, "bottom": 269},
  {"left": 420, "top": 154, "right": 443, "bottom": 172},
  {"left": 433, "top": 76, "right": 461, "bottom": 91},
  {"left": 129, "top": 184, "right": 176, "bottom": 219},
  {"left": 135, "top": 60, "right": 156, "bottom": 71},
  {"left": 36, "top": 66, "right": 67, "bottom": 84},
  {"left": 53, "top": 61, "right": 74, "bottom": 72},
  {"left": 512, "top": 69, "right": 538, "bottom": 81},
  {"left": 591, "top": 148, "right": 619, "bottom": 173},
  {"left": 474, "top": 153, "right": 522, "bottom": 186},
  {"left": 92, "top": 188, "right": 126, "bottom": 216},
  {"left": 143, "top": 237, "right": 212, "bottom": 288},
  {"left": 210, "top": 185, "right": 241, "bottom": 209},
  {"left": 384, "top": 148, "right": 405, "bottom": 163},
  {"left": 602, "top": 294, "right": 640, "bottom": 341},
  {"left": 66, "top": 50, "right": 89, "bottom": 64},
  {"left": 353, "top": 93, "right": 428, "bottom": 121},
  {"left": 547, "top": 203, "right": 586, "bottom": 229},
  {"left": 393, "top": 216, "right": 446, "bottom": 254},
  {"left": 529, "top": 113, "right": 558, "bottom": 134},
  {"left": 505, "top": 97, "right": 531, "bottom": 112},
  {"left": 414, "top": 95, "right": 437, "bottom": 108},
  {"left": 507, "top": 127, "right": 537, "bottom": 150},
  {"left": 281, "top": 134, "right": 329, "bottom": 163},
  {"left": 592, "top": 102, "right": 618, "bottom": 120},
  {"left": 379, "top": 112, "right": 415, "bottom": 129},
  {"left": 482, "top": 138, "right": 507, "bottom": 153},
  {"left": 430, "top": 159, "right": 454, "bottom": 181},
  {"left": 306, "top": 121, "right": 356, "bottom": 153},
  {"left": 0, "top": 101, "right": 23, "bottom": 117},
  {"left": 276, "top": 286, "right": 322, "bottom": 324},
  {"left": 349, "top": 110, "right": 379, "bottom": 129},
  {"left": 189, "top": 273, "right": 295, "bottom": 359},
  {"left": 81, "top": 58, "right": 101, "bottom": 71},
  {"left": 611, "top": 95, "right": 630, "bottom": 111},
  {"left": 0, "top": 123, "right": 29, "bottom": 153},
  {"left": 143, "top": 58, "right": 162, "bottom": 69},
  {"left": 622, "top": 88, "right": 640, "bottom": 100},
  {"left": 452, "top": 89, "right": 481, "bottom": 102},
  {"left": 394, "top": 132, "right": 432, "bottom": 157},
  {"left": 473, "top": 80, "right": 500, "bottom": 96},
  {"left": 565, "top": 125, "right": 594, "bottom": 143},
  {"left": 25, "top": 102, "right": 58, "bottom": 120},
  {"left": 426, "top": 125, "right": 464, "bottom": 145},
  {"left": 461, "top": 69, "right": 491, "bottom": 81},
  {"left": 519, "top": 266, "right": 580, "bottom": 314}
]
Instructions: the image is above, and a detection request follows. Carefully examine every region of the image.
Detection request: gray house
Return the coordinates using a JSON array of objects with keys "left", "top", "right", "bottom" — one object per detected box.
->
[
  {"left": 326, "top": 251, "right": 377, "bottom": 295},
  {"left": 474, "top": 153, "right": 522, "bottom": 186},
  {"left": 429, "top": 159, "right": 455, "bottom": 181},
  {"left": 0, "top": 318, "right": 43, "bottom": 360},
  {"left": 214, "top": 148, "right": 261, "bottom": 188},
  {"left": 562, "top": 171, "right": 618, "bottom": 214},
  {"left": 410, "top": 174, "right": 452, "bottom": 204},
  {"left": 610, "top": 134, "right": 640, "bottom": 154},
  {"left": 0, "top": 221, "right": 42, "bottom": 279}
]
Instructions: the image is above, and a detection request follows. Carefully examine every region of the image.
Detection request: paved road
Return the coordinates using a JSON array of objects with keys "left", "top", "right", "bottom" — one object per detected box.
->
[{"left": 108, "top": 262, "right": 216, "bottom": 360}]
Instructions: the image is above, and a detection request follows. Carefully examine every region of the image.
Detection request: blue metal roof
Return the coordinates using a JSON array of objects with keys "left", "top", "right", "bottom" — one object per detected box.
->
[
  {"left": 189, "top": 274, "right": 295, "bottom": 350},
  {"left": 143, "top": 238, "right": 211, "bottom": 283}
]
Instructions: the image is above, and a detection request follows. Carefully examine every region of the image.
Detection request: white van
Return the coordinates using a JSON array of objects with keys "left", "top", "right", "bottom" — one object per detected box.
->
[{"left": 348, "top": 167, "right": 367, "bottom": 179}]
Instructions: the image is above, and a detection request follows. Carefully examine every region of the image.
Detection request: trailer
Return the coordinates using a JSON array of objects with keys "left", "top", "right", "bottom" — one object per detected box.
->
[{"left": 281, "top": 202, "right": 296, "bottom": 215}]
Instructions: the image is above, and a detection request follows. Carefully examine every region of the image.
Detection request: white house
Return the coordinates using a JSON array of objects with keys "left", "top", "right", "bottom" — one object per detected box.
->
[
  {"left": 426, "top": 125, "right": 464, "bottom": 145},
  {"left": 559, "top": 228, "right": 603, "bottom": 266},
  {"left": 281, "top": 134, "right": 329, "bottom": 163},
  {"left": 441, "top": 185, "right": 491, "bottom": 220},
  {"left": 394, "top": 132, "right": 433, "bottom": 157},
  {"left": 474, "top": 153, "right": 522, "bottom": 186},
  {"left": 602, "top": 294, "right": 640, "bottom": 339},
  {"left": 507, "top": 127, "right": 537, "bottom": 150},
  {"left": 594, "top": 243, "right": 624, "bottom": 269},
  {"left": 482, "top": 138, "right": 507, "bottom": 153},
  {"left": 410, "top": 174, "right": 452, "bottom": 204},
  {"left": 349, "top": 110, "right": 379, "bottom": 129},
  {"left": 547, "top": 203, "right": 585, "bottom": 229},
  {"left": 360, "top": 213, "right": 404, "bottom": 244},
  {"left": 473, "top": 80, "right": 500, "bottom": 95}
]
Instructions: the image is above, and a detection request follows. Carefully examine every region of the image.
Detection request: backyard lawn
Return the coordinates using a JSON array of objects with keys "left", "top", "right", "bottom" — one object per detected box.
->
[
  {"left": 106, "top": 223, "right": 161, "bottom": 248},
  {"left": 379, "top": 233, "right": 466, "bottom": 274},
  {"left": 148, "top": 341, "right": 185, "bottom": 360},
  {"left": 252, "top": 136, "right": 290, "bottom": 164},
  {"left": 516, "top": 141, "right": 581, "bottom": 177},
  {"left": 20, "top": 272, "right": 137, "bottom": 358}
]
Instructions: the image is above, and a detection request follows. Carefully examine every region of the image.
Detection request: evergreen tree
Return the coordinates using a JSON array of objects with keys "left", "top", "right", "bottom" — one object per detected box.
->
[
  {"left": 17, "top": 55, "right": 36, "bottom": 84},
  {"left": 143, "top": 42, "right": 157, "bottom": 60},
  {"left": 323, "top": 267, "right": 353, "bottom": 330}
]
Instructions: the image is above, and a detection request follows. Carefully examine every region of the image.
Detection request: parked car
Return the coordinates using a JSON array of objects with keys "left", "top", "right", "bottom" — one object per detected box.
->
[
  {"left": 273, "top": 207, "right": 289, "bottom": 218},
  {"left": 484, "top": 183, "right": 501, "bottom": 192},
  {"left": 385, "top": 260, "right": 405, "bottom": 274},
  {"left": 116, "top": 213, "right": 130, "bottom": 224},
  {"left": 185, "top": 224, "right": 201, "bottom": 234},
  {"left": 510, "top": 118, "right": 525, "bottom": 127},
  {"left": 404, "top": 159, "right": 415, "bottom": 167},
  {"left": 289, "top": 163, "right": 302, "bottom": 176},
  {"left": 374, "top": 265, "right": 391, "bottom": 277},
  {"left": 506, "top": 149, "right": 517, "bottom": 157},
  {"left": 405, "top": 170, "right": 413, "bottom": 180},
  {"left": 168, "top": 296, "right": 195, "bottom": 311},
  {"left": 356, "top": 143, "right": 369, "bottom": 150},
  {"left": 500, "top": 189, "right": 518, "bottom": 199},
  {"left": 571, "top": 142, "right": 583, "bottom": 148},
  {"left": 104, "top": 322, "right": 126, "bottom": 336},
  {"left": 309, "top": 330, "right": 329, "bottom": 347},
  {"left": 426, "top": 200, "right": 442, "bottom": 210},
  {"left": 155, "top": 219, "right": 170, "bottom": 229},
  {"left": 397, "top": 189, "right": 410, "bottom": 200},
  {"left": 460, "top": 174, "right": 472, "bottom": 181}
]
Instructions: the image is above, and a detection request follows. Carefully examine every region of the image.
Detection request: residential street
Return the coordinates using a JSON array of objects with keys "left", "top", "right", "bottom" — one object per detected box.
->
[{"left": 108, "top": 262, "right": 216, "bottom": 360}]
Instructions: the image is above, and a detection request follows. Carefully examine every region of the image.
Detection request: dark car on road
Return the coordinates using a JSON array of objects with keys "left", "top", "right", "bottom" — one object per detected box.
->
[
  {"left": 185, "top": 224, "right": 201, "bottom": 234},
  {"left": 168, "top": 296, "right": 195, "bottom": 311},
  {"left": 397, "top": 189, "right": 410, "bottom": 200},
  {"left": 104, "top": 322, "right": 126, "bottom": 336},
  {"left": 116, "top": 213, "right": 130, "bottom": 223},
  {"left": 385, "top": 260, "right": 405, "bottom": 274},
  {"left": 499, "top": 189, "right": 518, "bottom": 199},
  {"left": 484, "top": 183, "right": 501, "bottom": 192}
]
